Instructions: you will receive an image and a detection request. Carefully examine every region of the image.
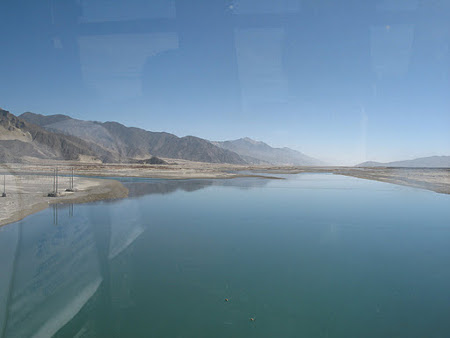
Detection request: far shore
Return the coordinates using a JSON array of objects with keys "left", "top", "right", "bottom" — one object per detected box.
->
[{"left": 1, "top": 161, "right": 449, "bottom": 227}]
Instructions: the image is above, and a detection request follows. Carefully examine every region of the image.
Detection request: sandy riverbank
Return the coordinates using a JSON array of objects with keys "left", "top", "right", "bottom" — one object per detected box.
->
[
  {"left": 0, "top": 174, "right": 128, "bottom": 227},
  {"left": 1, "top": 162, "right": 448, "bottom": 226},
  {"left": 334, "top": 167, "right": 450, "bottom": 195},
  {"left": 245, "top": 166, "right": 450, "bottom": 195}
]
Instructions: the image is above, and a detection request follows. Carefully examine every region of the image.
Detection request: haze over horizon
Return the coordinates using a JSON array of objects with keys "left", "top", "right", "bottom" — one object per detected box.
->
[{"left": 1, "top": 0, "right": 449, "bottom": 165}]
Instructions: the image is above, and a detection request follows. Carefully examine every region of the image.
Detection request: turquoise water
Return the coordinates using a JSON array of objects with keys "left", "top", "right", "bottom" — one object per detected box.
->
[{"left": 1, "top": 174, "right": 449, "bottom": 337}]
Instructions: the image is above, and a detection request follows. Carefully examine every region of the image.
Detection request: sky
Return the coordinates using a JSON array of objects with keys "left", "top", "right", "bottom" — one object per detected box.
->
[{"left": 0, "top": 0, "right": 449, "bottom": 165}]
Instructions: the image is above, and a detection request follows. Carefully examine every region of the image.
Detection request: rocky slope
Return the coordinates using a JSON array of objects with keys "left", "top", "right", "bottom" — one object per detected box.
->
[
  {"left": 20, "top": 112, "right": 246, "bottom": 164},
  {"left": 0, "top": 109, "right": 112, "bottom": 163}
]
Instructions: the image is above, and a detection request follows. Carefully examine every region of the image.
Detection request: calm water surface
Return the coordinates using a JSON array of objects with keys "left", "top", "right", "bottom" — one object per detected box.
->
[{"left": 1, "top": 174, "right": 449, "bottom": 338}]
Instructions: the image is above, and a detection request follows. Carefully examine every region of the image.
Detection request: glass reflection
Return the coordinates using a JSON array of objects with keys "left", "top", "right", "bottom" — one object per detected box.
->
[{"left": 0, "top": 178, "right": 269, "bottom": 337}]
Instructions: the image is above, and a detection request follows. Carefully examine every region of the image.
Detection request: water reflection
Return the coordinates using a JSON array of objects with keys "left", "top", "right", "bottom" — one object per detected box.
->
[
  {"left": 0, "top": 211, "right": 130, "bottom": 337},
  {"left": 121, "top": 177, "right": 270, "bottom": 198},
  {"left": 0, "top": 178, "right": 269, "bottom": 337},
  {"left": 0, "top": 224, "right": 19, "bottom": 337},
  {"left": 2, "top": 176, "right": 448, "bottom": 337},
  {"left": 124, "top": 179, "right": 215, "bottom": 197},
  {"left": 2, "top": 211, "right": 102, "bottom": 337},
  {"left": 51, "top": 204, "right": 75, "bottom": 226}
]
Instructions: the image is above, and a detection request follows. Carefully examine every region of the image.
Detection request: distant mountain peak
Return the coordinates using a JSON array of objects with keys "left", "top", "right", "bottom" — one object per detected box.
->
[
  {"left": 214, "top": 137, "right": 324, "bottom": 166},
  {"left": 357, "top": 156, "right": 450, "bottom": 168},
  {"left": 240, "top": 137, "right": 264, "bottom": 145},
  {"left": 20, "top": 112, "right": 72, "bottom": 125}
]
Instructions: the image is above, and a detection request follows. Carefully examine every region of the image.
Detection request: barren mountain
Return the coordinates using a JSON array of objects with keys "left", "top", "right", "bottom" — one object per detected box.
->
[
  {"left": 357, "top": 156, "right": 450, "bottom": 168},
  {"left": 20, "top": 112, "right": 246, "bottom": 164},
  {"left": 213, "top": 137, "right": 323, "bottom": 166},
  {"left": 0, "top": 109, "right": 111, "bottom": 163}
]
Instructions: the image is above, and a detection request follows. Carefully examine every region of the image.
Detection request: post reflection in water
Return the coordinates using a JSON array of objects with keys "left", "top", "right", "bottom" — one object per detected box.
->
[
  {"left": 0, "top": 178, "right": 267, "bottom": 337},
  {"left": 69, "top": 204, "right": 74, "bottom": 218},
  {"left": 52, "top": 204, "right": 58, "bottom": 226},
  {"left": 51, "top": 204, "right": 74, "bottom": 226}
]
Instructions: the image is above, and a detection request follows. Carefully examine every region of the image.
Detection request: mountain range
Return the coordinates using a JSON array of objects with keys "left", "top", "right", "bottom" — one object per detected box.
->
[
  {"left": 213, "top": 138, "right": 324, "bottom": 166},
  {"left": 20, "top": 112, "right": 244, "bottom": 164},
  {"left": 0, "top": 109, "right": 108, "bottom": 163},
  {"left": 0, "top": 109, "right": 322, "bottom": 165},
  {"left": 357, "top": 156, "right": 450, "bottom": 168},
  {"left": 2, "top": 109, "right": 447, "bottom": 168}
]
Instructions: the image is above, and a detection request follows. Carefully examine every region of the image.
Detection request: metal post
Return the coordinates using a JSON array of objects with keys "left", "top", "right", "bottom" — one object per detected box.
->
[{"left": 2, "top": 175, "right": 5, "bottom": 197}]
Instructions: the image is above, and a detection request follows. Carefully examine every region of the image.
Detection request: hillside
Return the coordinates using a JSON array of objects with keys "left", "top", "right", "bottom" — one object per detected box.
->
[
  {"left": 0, "top": 109, "right": 112, "bottom": 163},
  {"left": 357, "top": 156, "right": 450, "bottom": 168},
  {"left": 213, "top": 137, "right": 323, "bottom": 166},
  {"left": 20, "top": 112, "right": 246, "bottom": 164}
]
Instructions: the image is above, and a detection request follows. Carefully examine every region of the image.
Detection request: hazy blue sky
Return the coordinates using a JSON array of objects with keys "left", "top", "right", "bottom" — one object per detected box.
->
[{"left": 0, "top": 0, "right": 449, "bottom": 164}]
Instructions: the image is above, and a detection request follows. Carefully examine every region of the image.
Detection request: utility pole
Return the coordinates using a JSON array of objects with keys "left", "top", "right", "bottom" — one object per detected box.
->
[
  {"left": 2, "top": 175, "right": 6, "bottom": 197},
  {"left": 66, "top": 167, "right": 75, "bottom": 192},
  {"left": 49, "top": 168, "right": 58, "bottom": 197}
]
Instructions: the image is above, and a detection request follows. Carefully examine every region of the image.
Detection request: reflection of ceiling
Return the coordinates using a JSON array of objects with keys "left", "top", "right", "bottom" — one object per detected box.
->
[
  {"left": 69, "top": 0, "right": 450, "bottom": 117},
  {"left": 33, "top": 278, "right": 102, "bottom": 338},
  {"left": 80, "top": 0, "right": 176, "bottom": 22},
  {"left": 109, "top": 212, "right": 145, "bottom": 260},
  {"left": 78, "top": 33, "right": 178, "bottom": 100},
  {"left": 376, "top": 0, "right": 419, "bottom": 12},
  {"left": 233, "top": 0, "right": 301, "bottom": 14},
  {"left": 370, "top": 24, "right": 414, "bottom": 79},
  {"left": 235, "top": 27, "right": 288, "bottom": 110},
  {"left": 3, "top": 217, "right": 103, "bottom": 338}
]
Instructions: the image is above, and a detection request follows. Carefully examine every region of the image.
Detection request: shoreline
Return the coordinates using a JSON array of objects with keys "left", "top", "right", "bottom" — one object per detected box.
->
[
  {"left": 336, "top": 172, "right": 450, "bottom": 195},
  {"left": 1, "top": 163, "right": 448, "bottom": 227},
  {"left": 0, "top": 177, "right": 128, "bottom": 227}
]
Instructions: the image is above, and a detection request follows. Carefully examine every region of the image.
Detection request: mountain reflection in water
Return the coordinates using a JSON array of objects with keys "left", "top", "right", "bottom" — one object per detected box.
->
[{"left": 121, "top": 177, "right": 271, "bottom": 198}]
